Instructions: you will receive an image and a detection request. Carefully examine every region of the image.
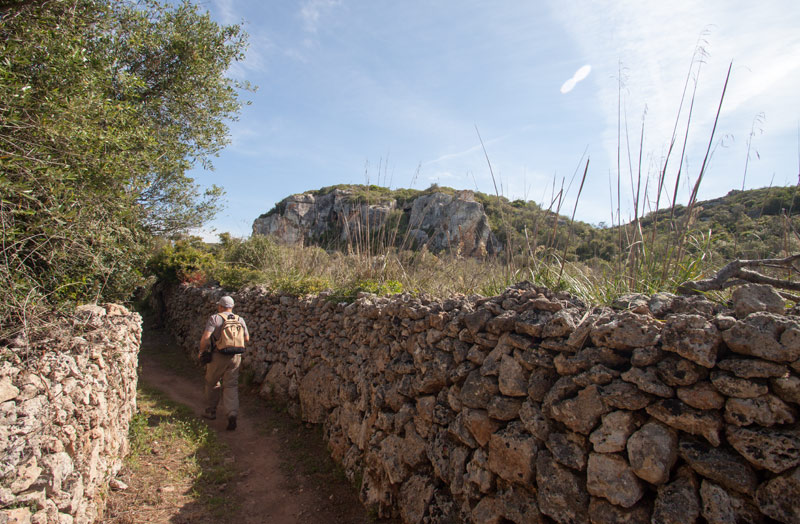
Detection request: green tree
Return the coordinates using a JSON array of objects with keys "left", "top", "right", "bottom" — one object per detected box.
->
[{"left": 0, "top": 0, "right": 249, "bottom": 335}]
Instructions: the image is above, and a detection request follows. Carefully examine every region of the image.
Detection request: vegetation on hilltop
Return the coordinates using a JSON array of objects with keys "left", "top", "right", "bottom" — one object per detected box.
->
[
  {"left": 254, "top": 183, "right": 800, "bottom": 265},
  {"left": 0, "top": 0, "right": 249, "bottom": 339},
  {"left": 147, "top": 183, "right": 800, "bottom": 306}
]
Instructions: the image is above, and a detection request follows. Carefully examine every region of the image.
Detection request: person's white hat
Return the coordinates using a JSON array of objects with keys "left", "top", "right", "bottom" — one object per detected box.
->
[{"left": 217, "top": 296, "right": 234, "bottom": 308}]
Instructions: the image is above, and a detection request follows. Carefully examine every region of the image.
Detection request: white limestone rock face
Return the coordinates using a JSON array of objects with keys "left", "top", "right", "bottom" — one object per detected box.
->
[
  {"left": 407, "top": 191, "right": 498, "bottom": 256},
  {"left": 252, "top": 189, "right": 397, "bottom": 246},
  {"left": 252, "top": 188, "right": 499, "bottom": 256}
]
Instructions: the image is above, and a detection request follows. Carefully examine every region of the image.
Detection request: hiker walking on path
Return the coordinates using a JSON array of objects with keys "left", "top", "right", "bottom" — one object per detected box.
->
[{"left": 198, "top": 296, "right": 249, "bottom": 430}]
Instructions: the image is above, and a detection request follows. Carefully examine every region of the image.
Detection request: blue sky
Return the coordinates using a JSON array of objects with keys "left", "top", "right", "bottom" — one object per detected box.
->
[{"left": 190, "top": 0, "right": 800, "bottom": 239}]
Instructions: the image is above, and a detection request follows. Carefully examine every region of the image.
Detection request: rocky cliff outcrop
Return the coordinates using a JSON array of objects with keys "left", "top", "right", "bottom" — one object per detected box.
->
[
  {"left": 162, "top": 283, "right": 800, "bottom": 524},
  {"left": 252, "top": 188, "right": 499, "bottom": 257},
  {"left": 0, "top": 305, "right": 141, "bottom": 524}
]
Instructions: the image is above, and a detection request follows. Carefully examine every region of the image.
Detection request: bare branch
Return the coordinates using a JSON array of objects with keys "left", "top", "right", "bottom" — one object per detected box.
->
[{"left": 678, "top": 254, "right": 800, "bottom": 294}]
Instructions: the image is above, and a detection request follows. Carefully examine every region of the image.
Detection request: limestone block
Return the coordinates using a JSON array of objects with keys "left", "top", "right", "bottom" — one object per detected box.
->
[
  {"left": 710, "top": 371, "right": 768, "bottom": 398},
  {"left": 542, "top": 309, "right": 577, "bottom": 338},
  {"left": 590, "top": 311, "right": 661, "bottom": 350},
  {"left": 732, "top": 283, "right": 785, "bottom": 318},
  {"left": 486, "top": 395, "right": 522, "bottom": 421},
  {"left": 573, "top": 365, "right": 619, "bottom": 387},
  {"left": 259, "top": 362, "right": 288, "bottom": 399},
  {"left": 480, "top": 343, "right": 511, "bottom": 377},
  {"left": 631, "top": 346, "right": 665, "bottom": 367},
  {"left": 470, "top": 496, "right": 505, "bottom": 524},
  {"left": 536, "top": 450, "right": 589, "bottom": 524},
  {"left": 465, "top": 309, "right": 493, "bottom": 337},
  {"left": 527, "top": 367, "right": 558, "bottom": 402},
  {"left": 725, "top": 394, "right": 796, "bottom": 427},
  {"left": 621, "top": 367, "right": 674, "bottom": 398},
  {"left": 462, "top": 409, "right": 500, "bottom": 447},
  {"left": 722, "top": 312, "right": 800, "bottom": 363},
  {"left": 656, "top": 355, "right": 707, "bottom": 386},
  {"left": 447, "top": 445, "right": 470, "bottom": 497},
  {"left": 717, "top": 358, "right": 789, "bottom": 378},
  {"left": 460, "top": 371, "right": 499, "bottom": 409},
  {"left": 589, "top": 410, "right": 639, "bottom": 453},
  {"left": 700, "top": 480, "right": 764, "bottom": 524},
  {"left": 755, "top": 465, "right": 800, "bottom": 524},
  {"left": 678, "top": 438, "right": 758, "bottom": 496},
  {"left": 727, "top": 426, "right": 800, "bottom": 473},
  {"left": 599, "top": 380, "right": 652, "bottom": 410},
  {"left": 449, "top": 411, "right": 478, "bottom": 448},
  {"left": 378, "top": 435, "right": 409, "bottom": 485},
  {"left": 486, "top": 312, "right": 518, "bottom": 335},
  {"left": 499, "top": 486, "right": 542, "bottom": 524},
  {"left": 677, "top": 381, "right": 726, "bottom": 410},
  {"left": 549, "top": 384, "right": 610, "bottom": 435},
  {"left": 398, "top": 475, "right": 435, "bottom": 524},
  {"left": 11, "top": 458, "right": 42, "bottom": 495},
  {"left": 661, "top": 314, "right": 720, "bottom": 367},
  {"left": 646, "top": 399, "right": 723, "bottom": 446},
  {"left": 1, "top": 508, "right": 32, "bottom": 524},
  {"left": 588, "top": 497, "right": 651, "bottom": 524},
  {"left": 627, "top": 421, "right": 677, "bottom": 485},
  {"left": 487, "top": 422, "right": 538, "bottom": 484},
  {"left": 586, "top": 453, "right": 645, "bottom": 508},
  {"left": 497, "top": 355, "right": 527, "bottom": 397},
  {"left": 0, "top": 376, "right": 19, "bottom": 403},
  {"left": 465, "top": 449, "right": 494, "bottom": 495},
  {"left": 298, "top": 363, "right": 339, "bottom": 423},
  {"left": 651, "top": 473, "right": 700, "bottom": 524},
  {"left": 513, "top": 310, "right": 548, "bottom": 338},
  {"left": 546, "top": 431, "right": 588, "bottom": 471},
  {"left": 518, "top": 400, "right": 551, "bottom": 442},
  {"left": 771, "top": 375, "right": 800, "bottom": 405},
  {"left": 554, "top": 347, "right": 626, "bottom": 376}
]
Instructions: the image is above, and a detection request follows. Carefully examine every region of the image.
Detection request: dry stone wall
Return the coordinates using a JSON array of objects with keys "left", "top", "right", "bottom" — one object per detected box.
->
[
  {"left": 0, "top": 305, "right": 141, "bottom": 524},
  {"left": 162, "top": 283, "right": 800, "bottom": 524}
]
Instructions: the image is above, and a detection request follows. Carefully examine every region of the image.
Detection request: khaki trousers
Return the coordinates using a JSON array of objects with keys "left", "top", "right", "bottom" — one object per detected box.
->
[{"left": 205, "top": 352, "right": 241, "bottom": 417}]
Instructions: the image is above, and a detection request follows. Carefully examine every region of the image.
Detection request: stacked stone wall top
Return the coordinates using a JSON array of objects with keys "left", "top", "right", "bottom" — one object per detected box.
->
[
  {"left": 0, "top": 305, "right": 141, "bottom": 524},
  {"left": 162, "top": 282, "right": 800, "bottom": 524}
]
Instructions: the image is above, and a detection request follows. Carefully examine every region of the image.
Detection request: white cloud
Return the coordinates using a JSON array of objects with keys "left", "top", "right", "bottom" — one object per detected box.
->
[
  {"left": 560, "top": 78, "right": 577, "bottom": 94},
  {"left": 561, "top": 64, "right": 592, "bottom": 93},
  {"left": 574, "top": 64, "right": 591, "bottom": 82}
]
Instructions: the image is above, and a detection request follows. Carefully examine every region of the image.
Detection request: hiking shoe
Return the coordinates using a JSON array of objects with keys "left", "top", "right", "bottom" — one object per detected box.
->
[
  {"left": 202, "top": 409, "right": 216, "bottom": 420},
  {"left": 226, "top": 415, "right": 237, "bottom": 431}
]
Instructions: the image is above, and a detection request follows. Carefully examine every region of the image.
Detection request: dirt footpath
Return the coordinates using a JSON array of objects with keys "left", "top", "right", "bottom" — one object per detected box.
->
[{"left": 122, "top": 322, "right": 394, "bottom": 524}]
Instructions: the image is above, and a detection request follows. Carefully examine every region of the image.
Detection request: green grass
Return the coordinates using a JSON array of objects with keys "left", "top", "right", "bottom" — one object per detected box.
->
[{"left": 126, "top": 383, "right": 238, "bottom": 518}]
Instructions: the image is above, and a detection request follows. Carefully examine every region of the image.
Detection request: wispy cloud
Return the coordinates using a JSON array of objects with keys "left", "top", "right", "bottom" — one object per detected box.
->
[
  {"left": 212, "top": 0, "right": 238, "bottom": 25},
  {"left": 560, "top": 64, "right": 592, "bottom": 93},
  {"left": 299, "top": 0, "right": 341, "bottom": 33},
  {"left": 424, "top": 134, "right": 511, "bottom": 166},
  {"left": 548, "top": 0, "right": 800, "bottom": 207}
]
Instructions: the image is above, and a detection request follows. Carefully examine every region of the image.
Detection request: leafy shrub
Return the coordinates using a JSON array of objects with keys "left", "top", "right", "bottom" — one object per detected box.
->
[
  {"left": 329, "top": 278, "right": 403, "bottom": 303},
  {"left": 208, "top": 264, "right": 266, "bottom": 291},
  {"left": 272, "top": 272, "right": 330, "bottom": 297},
  {"left": 146, "top": 240, "right": 214, "bottom": 284},
  {"left": 216, "top": 233, "right": 280, "bottom": 270}
]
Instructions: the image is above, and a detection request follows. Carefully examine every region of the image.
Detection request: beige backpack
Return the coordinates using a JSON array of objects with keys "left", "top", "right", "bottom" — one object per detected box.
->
[{"left": 213, "top": 313, "right": 246, "bottom": 354}]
